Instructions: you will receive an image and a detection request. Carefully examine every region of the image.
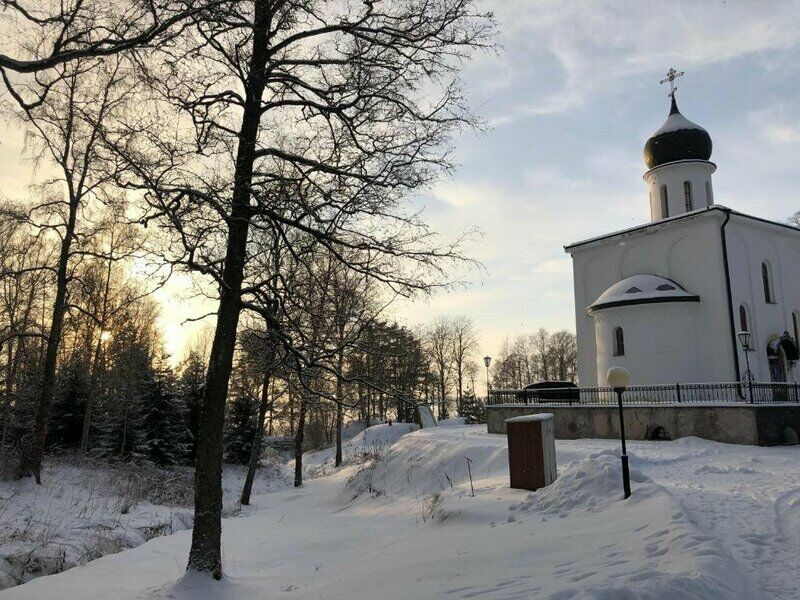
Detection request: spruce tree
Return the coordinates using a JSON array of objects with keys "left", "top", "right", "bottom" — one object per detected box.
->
[
  {"left": 138, "top": 363, "right": 190, "bottom": 467},
  {"left": 224, "top": 395, "right": 258, "bottom": 465},
  {"left": 178, "top": 352, "right": 206, "bottom": 461},
  {"left": 48, "top": 360, "right": 88, "bottom": 450},
  {"left": 460, "top": 390, "right": 486, "bottom": 425}
]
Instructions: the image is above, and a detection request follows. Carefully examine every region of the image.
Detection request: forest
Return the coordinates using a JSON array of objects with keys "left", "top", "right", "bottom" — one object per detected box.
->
[{"left": 0, "top": 0, "right": 583, "bottom": 584}]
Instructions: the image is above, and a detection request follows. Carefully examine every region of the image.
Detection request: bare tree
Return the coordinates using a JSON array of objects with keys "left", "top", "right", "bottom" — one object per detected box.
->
[
  {"left": 73, "top": 208, "right": 153, "bottom": 451},
  {"left": 490, "top": 329, "right": 578, "bottom": 388},
  {"left": 0, "top": 210, "right": 52, "bottom": 471},
  {"left": 6, "top": 57, "right": 132, "bottom": 482},
  {"left": 450, "top": 316, "right": 478, "bottom": 416},
  {"left": 427, "top": 316, "right": 453, "bottom": 419},
  {"left": 0, "top": 1, "right": 228, "bottom": 74},
  {"left": 99, "top": 0, "right": 493, "bottom": 579}
]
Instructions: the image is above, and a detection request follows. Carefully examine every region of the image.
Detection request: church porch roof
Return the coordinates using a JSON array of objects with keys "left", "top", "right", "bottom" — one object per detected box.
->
[{"left": 587, "top": 275, "right": 699, "bottom": 315}]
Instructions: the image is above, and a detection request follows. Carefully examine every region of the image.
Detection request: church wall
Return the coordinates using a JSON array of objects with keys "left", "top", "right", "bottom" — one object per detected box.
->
[
  {"left": 569, "top": 211, "right": 736, "bottom": 386},
  {"left": 644, "top": 160, "right": 715, "bottom": 219},
  {"left": 727, "top": 217, "right": 800, "bottom": 383},
  {"left": 593, "top": 303, "right": 703, "bottom": 385}
]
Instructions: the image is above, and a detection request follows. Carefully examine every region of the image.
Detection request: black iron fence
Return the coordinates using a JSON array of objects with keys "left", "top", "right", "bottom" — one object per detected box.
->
[{"left": 488, "top": 382, "right": 800, "bottom": 406}]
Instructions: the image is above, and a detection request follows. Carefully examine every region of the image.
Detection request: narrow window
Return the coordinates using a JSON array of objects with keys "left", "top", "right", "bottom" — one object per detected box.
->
[
  {"left": 660, "top": 185, "right": 669, "bottom": 218},
  {"left": 683, "top": 180, "right": 693, "bottom": 211},
  {"left": 739, "top": 304, "right": 748, "bottom": 333},
  {"left": 613, "top": 327, "right": 625, "bottom": 356},
  {"left": 793, "top": 311, "right": 799, "bottom": 344},
  {"left": 705, "top": 181, "right": 713, "bottom": 206},
  {"left": 762, "top": 262, "right": 774, "bottom": 303}
]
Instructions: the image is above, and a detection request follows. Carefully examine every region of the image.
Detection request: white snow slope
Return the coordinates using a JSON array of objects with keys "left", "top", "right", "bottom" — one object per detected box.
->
[
  {"left": 0, "top": 456, "right": 289, "bottom": 590},
  {"left": 302, "top": 421, "right": 418, "bottom": 477},
  {"left": 2, "top": 425, "right": 799, "bottom": 600}
]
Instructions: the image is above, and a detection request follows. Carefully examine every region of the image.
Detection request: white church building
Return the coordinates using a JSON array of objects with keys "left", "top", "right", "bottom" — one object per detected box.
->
[{"left": 565, "top": 83, "right": 800, "bottom": 388}]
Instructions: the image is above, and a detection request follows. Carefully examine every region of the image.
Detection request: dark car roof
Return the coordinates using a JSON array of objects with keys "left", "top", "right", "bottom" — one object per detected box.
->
[{"left": 523, "top": 381, "right": 577, "bottom": 389}]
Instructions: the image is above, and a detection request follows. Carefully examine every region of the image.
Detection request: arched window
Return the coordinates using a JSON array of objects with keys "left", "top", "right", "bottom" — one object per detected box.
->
[
  {"left": 613, "top": 327, "right": 625, "bottom": 356},
  {"left": 739, "top": 304, "right": 748, "bottom": 334},
  {"left": 705, "top": 181, "right": 713, "bottom": 206},
  {"left": 660, "top": 185, "right": 669, "bottom": 218},
  {"left": 683, "top": 180, "right": 693, "bottom": 211},
  {"left": 762, "top": 262, "right": 774, "bottom": 304},
  {"left": 793, "top": 311, "right": 799, "bottom": 344}
]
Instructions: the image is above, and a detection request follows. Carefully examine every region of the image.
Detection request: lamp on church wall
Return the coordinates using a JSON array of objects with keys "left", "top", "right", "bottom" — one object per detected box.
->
[
  {"left": 737, "top": 331, "right": 755, "bottom": 404},
  {"left": 607, "top": 367, "right": 631, "bottom": 499}
]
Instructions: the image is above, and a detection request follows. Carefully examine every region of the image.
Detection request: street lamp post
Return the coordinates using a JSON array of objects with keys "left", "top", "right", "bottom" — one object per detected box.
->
[
  {"left": 607, "top": 367, "right": 631, "bottom": 499},
  {"left": 737, "top": 331, "right": 754, "bottom": 404},
  {"left": 483, "top": 356, "right": 492, "bottom": 402}
]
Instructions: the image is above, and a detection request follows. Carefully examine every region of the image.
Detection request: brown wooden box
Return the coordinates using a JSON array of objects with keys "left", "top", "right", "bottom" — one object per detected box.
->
[{"left": 506, "top": 413, "right": 557, "bottom": 491}]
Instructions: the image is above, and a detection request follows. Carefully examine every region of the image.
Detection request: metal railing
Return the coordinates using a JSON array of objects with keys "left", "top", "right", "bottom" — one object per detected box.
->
[{"left": 488, "top": 382, "right": 800, "bottom": 406}]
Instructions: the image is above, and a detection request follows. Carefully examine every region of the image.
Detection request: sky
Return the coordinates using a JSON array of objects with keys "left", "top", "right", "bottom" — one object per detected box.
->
[
  {"left": 391, "top": 0, "right": 800, "bottom": 362},
  {"left": 2, "top": 0, "right": 800, "bottom": 370}
]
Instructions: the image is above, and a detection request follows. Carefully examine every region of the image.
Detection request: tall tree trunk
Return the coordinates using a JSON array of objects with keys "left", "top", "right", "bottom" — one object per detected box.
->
[
  {"left": 457, "top": 370, "right": 463, "bottom": 416},
  {"left": 25, "top": 192, "right": 79, "bottom": 483},
  {"left": 81, "top": 238, "right": 113, "bottom": 452},
  {"left": 289, "top": 392, "right": 295, "bottom": 436},
  {"left": 1, "top": 286, "right": 33, "bottom": 473},
  {"left": 439, "top": 371, "right": 447, "bottom": 420},
  {"left": 267, "top": 391, "right": 274, "bottom": 437},
  {"left": 334, "top": 348, "right": 344, "bottom": 467},
  {"left": 187, "top": 1, "right": 270, "bottom": 579},
  {"left": 80, "top": 334, "right": 104, "bottom": 451},
  {"left": 240, "top": 369, "right": 271, "bottom": 506},
  {"left": 293, "top": 394, "right": 307, "bottom": 487}
]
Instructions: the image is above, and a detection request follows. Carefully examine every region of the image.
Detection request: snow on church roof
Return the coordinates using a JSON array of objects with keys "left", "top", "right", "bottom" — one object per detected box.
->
[
  {"left": 587, "top": 275, "right": 699, "bottom": 315},
  {"left": 650, "top": 109, "right": 707, "bottom": 137},
  {"left": 565, "top": 206, "right": 800, "bottom": 254}
]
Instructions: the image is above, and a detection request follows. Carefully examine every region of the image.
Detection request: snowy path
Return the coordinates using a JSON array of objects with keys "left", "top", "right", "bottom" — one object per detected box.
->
[
  {"left": 555, "top": 438, "right": 800, "bottom": 600},
  {"left": 0, "top": 427, "right": 797, "bottom": 599},
  {"left": 630, "top": 440, "right": 800, "bottom": 600}
]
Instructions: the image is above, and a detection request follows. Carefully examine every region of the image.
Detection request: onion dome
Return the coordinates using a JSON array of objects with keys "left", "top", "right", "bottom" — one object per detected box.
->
[
  {"left": 587, "top": 275, "right": 699, "bottom": 315},
  {"left": 644, "top": 96, "right": 712, "bottom": 169}
]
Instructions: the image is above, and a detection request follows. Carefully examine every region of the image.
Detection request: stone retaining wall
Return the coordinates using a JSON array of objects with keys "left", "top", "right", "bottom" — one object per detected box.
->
[{"left": 486, "top": 404, "right": 800, "bottom": 446}]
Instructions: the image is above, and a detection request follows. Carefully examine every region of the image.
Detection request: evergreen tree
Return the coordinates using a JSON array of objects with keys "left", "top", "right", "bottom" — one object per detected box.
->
[
  {"left": 138, "top": 362, "right": 190, "bottom": 466},
  {"left": 97, "top": 343, "right": 150, "bottom": 458},
  {"left": 179, "top": 351, "right": 206, "bottom": 461},
  {"left": 460, "top": 390, "right": 486, "bottom": 425},
  {"left": 48, "top": 360, "right": 88, "bottom": 450},
  {"left": 224, "top": 395, "right": 258, "bottom": 465}
]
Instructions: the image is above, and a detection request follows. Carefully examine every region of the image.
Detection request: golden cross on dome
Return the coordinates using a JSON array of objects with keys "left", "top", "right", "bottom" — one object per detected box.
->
[{"left": 659, "top": 67, "right": 685, "bottom": 98}]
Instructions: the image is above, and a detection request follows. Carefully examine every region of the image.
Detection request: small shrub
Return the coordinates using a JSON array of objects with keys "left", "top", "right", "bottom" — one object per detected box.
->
[{"left": 419, "top": 492, "right": 443, "bottom": 523}]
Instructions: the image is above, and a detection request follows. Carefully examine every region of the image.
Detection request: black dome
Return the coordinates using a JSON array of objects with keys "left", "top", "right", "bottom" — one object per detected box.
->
[{"left": 644, "top": 97, "right": 712, "bottom": 169}]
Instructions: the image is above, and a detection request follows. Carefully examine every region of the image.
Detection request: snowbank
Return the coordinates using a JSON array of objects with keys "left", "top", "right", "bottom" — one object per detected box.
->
[
  {"left": 6, "top": 427, "right": 798, "bottom": 599},
  {"left": 0, "top": 455, "right": 289, "bottom": 591},
  {"left": 342, "top": 427, "right": 755, "bottom": 599},
  {"left": 302, "top": 422, "right": 419, "bottom": 477}
]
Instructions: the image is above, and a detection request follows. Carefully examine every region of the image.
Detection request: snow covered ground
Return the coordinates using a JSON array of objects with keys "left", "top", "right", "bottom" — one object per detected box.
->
[
  {"left": 302, "top": 421, "right": 419, "bottom": 477},
  {"left": 1, "top": 426, "right": 798, "bottom": 599},
  {"left": 0, "top": 455, "right": 290, "bottom": 590}
]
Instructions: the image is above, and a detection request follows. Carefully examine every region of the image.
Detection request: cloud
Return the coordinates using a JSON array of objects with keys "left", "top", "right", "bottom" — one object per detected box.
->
[
  {"left": 763, "top": 124, "right": 800, "bottom": 144},
  {"left": 746, "top": 103, "right": 800, "bottom": 144},
  {"left": 533, "top": 257, "right": 572, "bottom": 275},
  {"left": 475, "top": 0, "right": 800, "bottom": 124}
]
